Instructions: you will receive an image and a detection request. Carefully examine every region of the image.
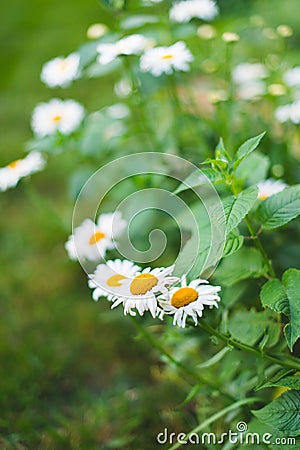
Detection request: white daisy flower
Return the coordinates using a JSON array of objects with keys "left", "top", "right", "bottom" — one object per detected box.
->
[
  {"left": 158, "top": 276, "right": 221, "bottom": 328},
  {"left": 170, "top": 0, "right": 218, "bottom": 23},
  {"left": 40, "top": 53, "right": 80, "bottom": 88},
  {"left": 0, "top": 152, "right": 46, "bottom": 192},
  {"left": 140, "top": 42, "right": 194, "bottom": 77},
  {"left": 275, "top": 101, "right": 300, "bottom": 124},
  {"left": 31, "top": 98, "right": 85, "bottom": 138},
  {"left": 236, "top": 81, "right": 266, "bottom": 100},
  {"left": 97, "top": 34, "right": 150, "bottom": 65},
  {"left": 111, "top": 265, "right": 179, "bottom": 318},
  {"left": 232, "top": 63, "right": 268, "bottom": 84},
  {"left": 65, "top": 211, "right": 127, "bottom": 261},
  {"left": 283, "top": 67, "right": 300, "bottom": 87},
  {"left": 257, "top": 179, "right": 287, "bottom": 200},
  {"left": 88, "top": 259, "right": 141, "bottom": 301}
]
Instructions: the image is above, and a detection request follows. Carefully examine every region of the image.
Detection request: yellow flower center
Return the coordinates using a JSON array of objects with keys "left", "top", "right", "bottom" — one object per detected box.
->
[
  {"left": 89, "top": 231, "right": 105, "bottom": 245},
  {"left": 106, "top": 274, "right": 126, "bottom": 287},
  {"left": 161, "top": 54, "right": 174, "bottom": 60},
  {"left": 8, "top": 159, "right": 21, "bottom": 169},
  {"left": 130, "top": 273, "right": 158, "bottom": 295},
  {"left": 52, "top": 115, "right": 62, "bottom": 122},
  {"left": 171, "top": 287, "right": 198, "bottom": 308},
  {"left": 60, "top": 59, "right": 68, "bottom": 71},
  {"left": 259, "top": 194, "right": 268, "bottom": 201}
]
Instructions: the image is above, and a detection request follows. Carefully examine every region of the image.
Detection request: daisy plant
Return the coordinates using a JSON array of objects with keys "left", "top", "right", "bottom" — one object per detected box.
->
[{"left": 3, "top": 0, "right": 300, "bottom": 444}]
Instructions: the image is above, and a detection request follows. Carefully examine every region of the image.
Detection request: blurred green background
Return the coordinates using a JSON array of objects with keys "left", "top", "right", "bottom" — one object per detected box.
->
[{"left": 1, "top": 0, "right": 300, "bottom": 449}]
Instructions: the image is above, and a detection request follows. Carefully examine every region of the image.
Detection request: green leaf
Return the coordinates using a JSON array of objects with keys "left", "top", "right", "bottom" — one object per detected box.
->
[
  {"left": 228, "top": 309, "right": 281, "bottom": 346},
  {"left": 215, "top": 247, "right": 267, "bottom": 286},
  {"left": 256, "top": 184, "right": 300, "bottom": 229},
  {"left": 260, "top": 269, "right": 300, "bottom": 351},
  {"left": 235, "top": 152, "right": 270, "bottom": 186},
  {"left": 260, "top": 279, "right": 290, "bottom": 316},
  {"left": 252, "top": 390, "right": 300, "bottom": 436},
  {"left": 283, "top": 269, "right": 300, "bottom": 351},
  {"left": 223, "top": 231, "right": 244, "bottom": 257},
  {"left": 174, "top": 168, "right": 224, "bottom": 194},
  {"left": 234, "top": 132, "right": 266, "bottom": 168},
  {"left": 261, "top": 375, "right": 300, "bottom": 390},
  {"left": 223, "top": 186, "right": 258, "bottom": 234},
  {"left": 197, "top": 347, "right": 231, "bottom": 368},
  {"left": 215, "top": 137, "right": 230, "bottom": 161}
]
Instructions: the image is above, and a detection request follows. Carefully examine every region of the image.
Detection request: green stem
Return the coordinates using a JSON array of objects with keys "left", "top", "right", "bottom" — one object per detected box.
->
[
  {"left": 132, "top": 317, "right": 234, "bottom": 401},
  {"left": 197, "top": 320, "right": 300, "bottom": 371},
  {"left": 244, "top": 215, "right": 276, "bottom": 278},
  {"left": 168, "top": 396, "right": 261, "bottom": 450}
]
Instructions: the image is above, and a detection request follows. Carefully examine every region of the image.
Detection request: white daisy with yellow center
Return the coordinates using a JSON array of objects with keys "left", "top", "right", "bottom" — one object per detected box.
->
[
  {"left": 169, "top": 0, "right": 218, "bottom": 23},
  {"left": 140, "top": 42, "right": 194, "bottom": 77},
  {"left": 31, "top": 98, "right": 85, "bottom": 137},
  {"left": 65, "top": 212, "right": 127, "bottom": 262},
  {"left": 257, "top": 179, "right": 287, "bottom": 201},
  {"left": 0, "top": 152, "right": 46, "bottom": 192},
  {"left": 88, "top": 259, "right": 141, "bottom": 301},
  {"left": 111, "top": 266, "right": 179, "bottom": 318},
  {"left": 158, "top": 276, "right": 221, "bottom": 328},
  {"left": 97, "top": 34, "right": 151, "bottom": 65},
  {"left": 40, "top": 53, "right": 80, "bottom": 88}
]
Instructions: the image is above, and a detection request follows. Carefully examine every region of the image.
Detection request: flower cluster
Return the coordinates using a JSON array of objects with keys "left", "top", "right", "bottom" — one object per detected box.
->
[{"left": 64, "top": 211, "right": 221, "bottom": 327}]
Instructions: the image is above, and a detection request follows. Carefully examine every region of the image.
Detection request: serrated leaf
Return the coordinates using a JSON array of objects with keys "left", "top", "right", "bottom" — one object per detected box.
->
[
  {"left": 236, "top": 151, "right": 270, "bottom": 186},
  {"left": 282, "top": 269, "right": 300, "bottom": 351},
  {"left": 261, "top": 375, "right": 300, "bottom": 390},
  {"left": 215, "top": 247, "right": 267, "bottom": 286},
  {"left": 223, "top": 186, "right": 258, "bottom": 234},
  {"left": 256, "top": 185, "right": 300, "bottom": 229},
  {"left": 228, "top": 309, "right": 281, "bottom": 346},
  {"left": 174, "top": 168, "right": 224, "bottom": 194},
  {"left": 223, "top": 231, "right": 244, "bottom": 257},
  {"left": 234, "top": 132, "right": 266, "bottom": 168},
  {"left": 260, "top": 269, "right": 300, "bottom": 351},
  {"left": 252, "top": 390, "right": 300, "bottom": 436},
  {"left": 260, "top": 279, "right": 290, "bottom": 316}
]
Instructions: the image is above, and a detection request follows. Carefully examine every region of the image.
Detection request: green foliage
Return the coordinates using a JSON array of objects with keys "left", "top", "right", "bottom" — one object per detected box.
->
[
  {"left": 228, "top": 309, "right": 280, "bottom": 347},
  {"left": 215, "top": 247, "right": 267, "bottom": 286},
  {"left": 223, "top": 186, "right": 258, "bottom": 234},
  {"left": 233, "top": 132, "right": 266, "bottom": 169},
  {"left": 256, "top": 185, "right": 300, "bottom": 229},
  {"left": 261, "top": 269, "right": 300, "bottom": 350},
  {"left": 252, "top": 390, "right": 300, "bottom": 436}
]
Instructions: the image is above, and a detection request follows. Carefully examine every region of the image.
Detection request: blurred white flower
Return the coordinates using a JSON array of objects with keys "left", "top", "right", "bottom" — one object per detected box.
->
[
  {"left": 41, "top": 53, "right": 80, "bottom": 88},
  {"left": 158, "top": 276, "right": 221, "bottom": 328},
  {"left": 283, "top": 67, "right": 300, "bottom": 87},
  {"left": 87, "top": 23, "right": 109, "bottom": 39},
  {"left": 257, "top": 179, "right": 287, "bottom": 200},
  {"left": 65, "top": 212, "right": 126, "bottom": 262},
  {"left": 197, "top": 24, "right": 217, "bottom": 39},
  {"left": 106, "top": 103, "right": 130, "bottom": 119},
  {"left": 111, "top": 266, "right": 178, "bottom": 318},
  {"left": 97, "top": 34, "right": 150, "bottom": 65},
  {"left": 31, "top": 98, "right": 85, "bottom": 137},
  {"left": 114, "top": 78, "right": 132, "bottom": 98},
  {"left": 140, "top": 41, "right": 194, "bottom": 76},
  {"left": 0, "top": 152, "right": 46, "bottom": 192},
  {"left": 222, "top": 32, "right": 240, "bottom": 43},
  {"left": 232, "top": 63, "right": 268, "bottom": 84},
  {"left": 170, "top": 0, "right": 218, "bottom": 23},
  {"left": 275, "top": 101, "right": 300, "bottom": 124},
  {"left": 268, "top": 83, "right": 286, "bottom": 96},
  {"left": 88, "top": 259, "right": 141, "bottom": 301},
  {"left": 236, "top": 81, "right": 266, "bottom": 100},
  {"left": 276, "top": 24, "right": 293, "bottom": 38}
]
